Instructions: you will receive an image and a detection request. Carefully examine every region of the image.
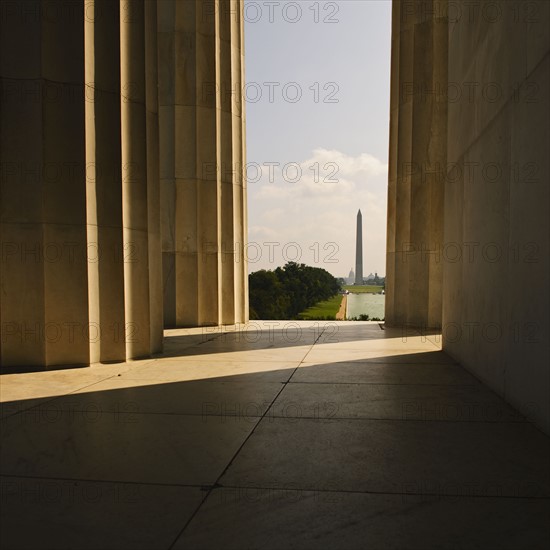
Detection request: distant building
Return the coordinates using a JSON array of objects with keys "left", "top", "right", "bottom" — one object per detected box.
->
[{"left": 365, "top": 272, "right": 384, "bottom": 286}]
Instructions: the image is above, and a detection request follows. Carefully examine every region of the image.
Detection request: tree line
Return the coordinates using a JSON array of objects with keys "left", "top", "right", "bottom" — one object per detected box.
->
[{"left": 249, "top": 262, "right": 341, "bottom": 320}]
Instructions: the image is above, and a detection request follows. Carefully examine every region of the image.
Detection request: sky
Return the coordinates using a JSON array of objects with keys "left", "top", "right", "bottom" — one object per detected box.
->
[{"left": 244, "top": 0, "right": 392, "bottom": 279}]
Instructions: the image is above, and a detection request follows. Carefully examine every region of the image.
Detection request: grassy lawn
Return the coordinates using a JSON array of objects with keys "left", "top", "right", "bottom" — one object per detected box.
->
[
  {"left": 297, "top": 294, "right": 343, "bottom": 320},
  {"left": 344, "top": 285, "right": 384, "bottom": 294}
]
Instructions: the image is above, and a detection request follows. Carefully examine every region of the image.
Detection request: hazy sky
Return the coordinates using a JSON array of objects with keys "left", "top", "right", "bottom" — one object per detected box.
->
[{"left": 244, "top": 0, "right": 392, "bottom": 278}]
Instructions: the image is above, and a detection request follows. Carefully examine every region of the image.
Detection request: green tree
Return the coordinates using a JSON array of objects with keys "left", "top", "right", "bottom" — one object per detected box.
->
[
  {"left": 248, "top": 270, "right": 289, "bottom": 320},
  {"left": 249, "top": 262, "right": 340, "bottom": 319}
]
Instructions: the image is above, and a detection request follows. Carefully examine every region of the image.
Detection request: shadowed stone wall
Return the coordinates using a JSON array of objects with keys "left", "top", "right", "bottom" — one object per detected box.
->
[
  {"left": 443, "top": 0, "right": 550, "bottom": 433},
  {"left": 386, "top": 0, "right": 550, "bottom": 433}
]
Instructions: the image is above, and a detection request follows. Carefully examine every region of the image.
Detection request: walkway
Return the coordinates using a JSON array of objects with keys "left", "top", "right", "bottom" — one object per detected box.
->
[
  {"left": 335, "top": 294, "right": 347, "bottom": 320},
  {"left": 1, "top": 322, "right": 549, "bottom": 549}
]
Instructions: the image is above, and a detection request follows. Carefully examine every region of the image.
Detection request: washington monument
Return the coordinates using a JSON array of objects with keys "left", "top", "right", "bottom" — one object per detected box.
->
[{"left": 355, "top": 209, "right": 363, "bottom": 285}]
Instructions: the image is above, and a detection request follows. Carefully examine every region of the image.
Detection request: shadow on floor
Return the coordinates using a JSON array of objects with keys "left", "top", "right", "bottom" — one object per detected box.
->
[{"left": 1, "top": 324, "right": 549, "bottom": 549}]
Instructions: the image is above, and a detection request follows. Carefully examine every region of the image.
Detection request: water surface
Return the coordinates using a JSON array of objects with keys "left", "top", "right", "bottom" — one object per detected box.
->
[{"left": 346, "top": 293, "right": 385, "bottom": 320}]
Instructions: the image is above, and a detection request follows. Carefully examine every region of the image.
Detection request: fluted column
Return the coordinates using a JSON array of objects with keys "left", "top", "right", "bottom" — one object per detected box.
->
[
  {"left": 120, "top": 0, "right": 162, "bottom": 358},
  {"left": 120, "top": 0, "right": 149, "bottom": 358},
  {"left": 385, "top": 0, "right": 401, "bottom": 324},
  {"left": 1, "top": 0, "right": 163, "bottom": 369},
  {"left": 88, "top": 0, "right": 161, "bottom": 362},
  {"left": 1, "top": 0, "right": 245, "bottom": 369},
  {"left": 220, "top": 0, "right": 248, "bottom": 324},
  {"left": 157, "top": 0, "right": 177, "bottom": 326},
  {"left": 159, "top": 0, "right": 248, "bottom": 328},
  {"left": 195, "top": 0, "right": 221, "bottom": 326},
  {"left": 145, "top": 0, "right": 163, "bottom": 352},
  {"left": 387, "top": 0, "right": 414, "bottom": 327},
  {"left": 385, "top": 0, "right": 447, "bottom": 329},
  {"left": 1, "top": 0, "right": 90, "bottom": 366},
  {"left": 239, "top": 0, "right": 249, "bottom": 322},
  {"left": 85, "top": 0, "right": 126, "bottom": 363},
  {"left": 408, "top": 0, "right": 447, "bottom": 328}
]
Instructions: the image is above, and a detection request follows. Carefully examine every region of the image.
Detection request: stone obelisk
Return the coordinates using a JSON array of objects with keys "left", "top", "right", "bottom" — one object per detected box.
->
[{"left": 355, "top": 210, "right": 363, "bottom": 285}]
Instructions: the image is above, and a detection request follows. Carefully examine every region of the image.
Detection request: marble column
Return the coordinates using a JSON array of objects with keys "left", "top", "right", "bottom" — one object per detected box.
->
[
  {"left": 385, "top": 0, "right": 447, "bottom": 330},
  {"left": 85, "top": 0, "right": 126, "bottom": 363},
  {"left": 87, "top": 0, "right": 162, "bottom": 362},
  {"left": 1, "top": 0, "right": 248, "bottom": 369},
  {"left": 145, "top": 0, "right": 163, "bottom": 353},
  {"left": 384, "top": 0, "right": 401, "bottom": 325},
  {"left": 387, "top": 0, "right": 414, "bottom": 327},
  {"left": 120, "top": 0, "right": 162, "bottom": 358},
  {"left": 158, "top": 0, "right": 248, "bottom": 328},
  {"left": 220, "top": 0, "right": 248, "bottom": 325},
  {"left": 1, "top": 0, "right": 90, "bottom": 366}
]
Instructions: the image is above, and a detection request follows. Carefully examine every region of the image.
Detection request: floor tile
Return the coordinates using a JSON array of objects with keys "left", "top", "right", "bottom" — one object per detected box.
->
[
  {"left": 174, "top": 488, "right": 550, "bottom": 550},
  {"left": 0, "top": 410, "right": 255, "bottom": 486},
  {"left": 271, "top": 382, "right": 526, "bottom": 422},
  {"left": 1, "top": 397, "right": 57, "bottom": 420},
  {"left": 0, "top": 476, "right": 203, "bottom": 550},
  {"left": 303, "top": 349, "right": 456, "bottom": 364},
  {"left": 168, "top": 346, "right": 312, "bottom": 363},
  {"left": 0, "top": 361, "right": 157, "bottom": 419},
  {"left": 0, "top": 369, "right": 114, "bottom": 403},
  {"left": 292, "top": 361, "right": 474, "bottom": 385},
  {"left": 311, "top": 336, "right": 440, "bottom": 352},
  {"left": 221, "top": 417, "right": 550, "bottom": 497},
  {"left": 1, "top": 322, "right": 548, "bottom": 549},
  {"left": 46, "top": 378, "right": 283, "bottom": 417},
  {"left": 120, "top": 359, "right": 299, "bottom": 383}
]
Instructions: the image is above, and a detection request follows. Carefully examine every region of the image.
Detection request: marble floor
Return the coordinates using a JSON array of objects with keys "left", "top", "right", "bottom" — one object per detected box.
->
[{"left": 1, "top": 322, "right": 549, "bottom": 549}]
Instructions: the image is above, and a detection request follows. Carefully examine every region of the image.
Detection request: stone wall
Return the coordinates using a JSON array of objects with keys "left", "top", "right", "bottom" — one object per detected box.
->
[
  {"left": 386, "top": 0, "right": 550, "bottom": 432},
  {"left": 443, "top": 0, "right": 550, "bottom": 432}
]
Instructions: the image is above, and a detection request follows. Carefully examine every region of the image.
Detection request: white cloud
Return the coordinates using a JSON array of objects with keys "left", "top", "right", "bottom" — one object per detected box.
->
[
  {"left": 304, "top": 148, "right": 388, "bottom": 178},
  {"left": 254, "top": 148, "right": 387, "bottom": 201},
  {"left": 248, "top": 225, "right": 279, "bottom": 240},
  {"left": 248, "top": 149, "right": 388, "bottom": 277}
]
